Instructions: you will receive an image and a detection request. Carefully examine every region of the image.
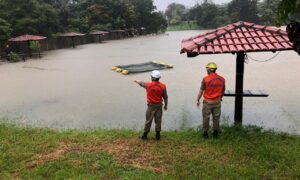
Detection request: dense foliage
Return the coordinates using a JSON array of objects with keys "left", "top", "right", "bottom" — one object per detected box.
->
[
  {"left": 277, "top": 0, "right": 300, "bottom": 24},
  {"left": 0, "top": 0, "right": 167, "bottom": 39},
  {"left": 166, "top": 0, "right": 281, "bottom": 29}
]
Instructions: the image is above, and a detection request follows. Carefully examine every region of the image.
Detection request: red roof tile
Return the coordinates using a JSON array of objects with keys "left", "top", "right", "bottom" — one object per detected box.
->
[
  {"left": 9, "top": 34, "right": 46, "bottom": 42},
  {"left": 110, "top": 29, "right": 126, "bottom": 33},
  {"left": 90, "top": 31, "right": 109, "bottom": 35},
  {"left": 60, "top": 32, "right": 85, "bottom": 37},
  {"left": 181, "top": 21, "right": 293, "bottom": 56}
]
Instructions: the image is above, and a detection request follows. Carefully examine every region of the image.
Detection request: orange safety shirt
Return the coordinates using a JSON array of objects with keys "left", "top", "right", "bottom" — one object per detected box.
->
[
  {"left": 202, "top": 73, "right": 225, "bottom": 102},
  {"left": 146, "top": 82, "right": 166, "bottom": 104}
]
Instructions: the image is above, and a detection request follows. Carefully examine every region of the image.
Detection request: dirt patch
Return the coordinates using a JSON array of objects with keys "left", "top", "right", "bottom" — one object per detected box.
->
[
  {"left": 25, "top": 138, "right": 207, "bottom": 173},
  {"left": 100, "top": 139, "right": 166, "bottom": 173},
  {"left": 26, "top": 149, "right": 65, "bottom": 168}
]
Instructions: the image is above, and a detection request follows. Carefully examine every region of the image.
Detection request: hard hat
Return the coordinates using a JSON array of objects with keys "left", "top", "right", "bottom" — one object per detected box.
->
[
  {"left": 206, "top": 62, "right": 217, "bottom": 69},
  {"left": 151, "top": 70, "right": 161, "bottom": 78}
]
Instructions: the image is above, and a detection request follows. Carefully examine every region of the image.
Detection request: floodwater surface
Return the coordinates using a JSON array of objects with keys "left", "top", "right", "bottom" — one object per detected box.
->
[{"left": 0, "top": 31, "right": 300, "bottom": 133}]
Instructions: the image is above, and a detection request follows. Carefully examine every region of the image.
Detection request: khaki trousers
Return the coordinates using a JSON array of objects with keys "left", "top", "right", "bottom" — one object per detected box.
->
[
  {"left": 144, "top": 104, "right": 163, "bottom": 132},
  {"left": 202, "top": 101, "right": 221, "bottom": 132}
]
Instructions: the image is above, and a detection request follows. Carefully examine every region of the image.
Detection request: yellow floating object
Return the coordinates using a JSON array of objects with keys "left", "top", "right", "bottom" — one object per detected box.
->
[
  {"left": 152, "top": 61, "right": 158, "bottom": 63},
  {"left": 167, "top": 64, "right": 174, "bottom": 68},
  {"left": 159, "top": 61, "right": 165, "bottom": 65},
  {"left": 111, "top": 66, "right": 117, "bottom": 70},
  {"left": 116, "top": 68, "right": 122, "bottom": 72},
  {"left": 122, "top": 70, "right": 129, "bottom": 75}
]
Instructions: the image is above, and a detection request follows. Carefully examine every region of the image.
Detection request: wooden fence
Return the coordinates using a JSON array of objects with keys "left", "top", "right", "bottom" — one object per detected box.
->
[{"left": 0, "top": 30, "right": 145, "bottom": 58}]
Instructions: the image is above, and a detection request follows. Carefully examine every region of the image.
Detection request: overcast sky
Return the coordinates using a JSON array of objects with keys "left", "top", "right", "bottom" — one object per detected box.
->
[{"left": 154, "top": 0, "right": 232, "bottom": 11}]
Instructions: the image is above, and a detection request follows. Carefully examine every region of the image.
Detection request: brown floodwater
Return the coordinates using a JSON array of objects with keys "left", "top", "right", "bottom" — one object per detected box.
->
[{"left": 0, "top": 31, "right": 299, "bottom": 133}]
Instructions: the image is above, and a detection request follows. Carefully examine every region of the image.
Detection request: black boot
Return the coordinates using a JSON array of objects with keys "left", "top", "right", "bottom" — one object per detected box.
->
[
  {"left": 141, "top": 132, "right": 148, "bottom": 140},
  {"left": 203, "top": 131, "right": 208, "bottom": 139},
  {"left": 213, "top": 130, "right": 219, "bottom": 139},
  {"left": 155, "top": 131, "right": 160, "bottom": 140}
]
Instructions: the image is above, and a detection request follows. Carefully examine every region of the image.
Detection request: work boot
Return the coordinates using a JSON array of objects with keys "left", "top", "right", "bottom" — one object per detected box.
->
[
  {"left": 213, "top": 130, "right": 219, "bottom": 139},
  {"left": 155, "top": 131, "right": 160, "bottom": 140},
  {"left": 141, "top": 132, "right": 148, "bottom": 140},
  {"left": 203, "top": 131, "right": 208, "bottom": 139}
]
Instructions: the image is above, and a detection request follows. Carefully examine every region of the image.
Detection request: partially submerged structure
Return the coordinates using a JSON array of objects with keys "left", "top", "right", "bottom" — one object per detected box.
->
[
  {"left": 112, "top": 61, "right": 174, "bottom": 75},
  {"left": 109, "top": 30, "right": 126, "bottom": 39},
  {"left": 90, "top": 31, "right": 109, "bottom": 43},
  {"left": 9, "top": 34, "right": 46, "bottom": 58},
  {"left": 181, "top": 21, "right": 293, "bottom": 124},
  {"left": 60, "top": 32, "right": 85, "bottom": 48}
]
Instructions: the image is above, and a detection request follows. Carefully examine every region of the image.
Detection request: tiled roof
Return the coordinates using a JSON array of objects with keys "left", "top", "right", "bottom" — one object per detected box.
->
[
  {"left": 9, "top": 34, "right": 46, "bottom": 42},
  {"left": 90, "top": 31, "right": 109, "bottom": 35},
  {"left": 60, "top": 32, "right": 85, "bottom": 37},
  {"left": 110, "top": 29, "right": 126, "bottom": 33},
  {"left": 181, "top": 21, "right": 293, "bottom": 57}
]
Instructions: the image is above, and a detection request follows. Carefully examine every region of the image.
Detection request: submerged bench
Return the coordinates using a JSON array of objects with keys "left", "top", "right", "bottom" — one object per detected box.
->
[{"left": 224, "top": 90, "right": 269, "bottom": 97}]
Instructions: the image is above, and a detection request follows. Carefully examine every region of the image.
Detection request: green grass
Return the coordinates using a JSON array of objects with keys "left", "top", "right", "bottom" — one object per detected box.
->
[
  {"left": 0, "top": 123, "right": 300, "bottom": 179},
  {"left": 167, "top": 21, "right": 199, "bottom": 31}
]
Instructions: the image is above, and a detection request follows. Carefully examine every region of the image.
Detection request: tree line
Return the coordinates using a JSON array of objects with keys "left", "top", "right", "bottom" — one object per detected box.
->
[
  {"left": 165, "top": 0, "right": 282, "bottom": 29},
  {"left": 0, "top": 0, "right": 167, "bottom": 41}
]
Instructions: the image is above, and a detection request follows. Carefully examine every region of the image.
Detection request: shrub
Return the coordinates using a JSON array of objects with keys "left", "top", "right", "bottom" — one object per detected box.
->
[
  {"left": 8, "top": 52, "right": 22, "bottom": 62},
  {"left": 29, "top": 41, "right": 41, "bottom": 52}
]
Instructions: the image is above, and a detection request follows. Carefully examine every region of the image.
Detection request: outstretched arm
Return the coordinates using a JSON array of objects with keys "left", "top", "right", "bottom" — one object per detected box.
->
[{"left": 134, "top": 80, "right": 146, "bottom": 88}]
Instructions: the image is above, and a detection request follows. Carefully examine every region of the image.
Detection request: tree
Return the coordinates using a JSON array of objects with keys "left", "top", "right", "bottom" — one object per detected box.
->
[
  {"left": 130, "top": 0, "right": 155, "bottom": 28},
  {"left": 0, "top": 0, "right": 167, "bottom": 37},
  {"left": 192, "top": 1, "right": 226, "bottom": 29},
  {"left": 276, "top": 0, "right": 300, "bottom": 55},
  {"left": 258, "top": 0, "right": 281, "bottom": 25},
  {"left": 147, "top": 12, "right": 167, "bottom": 33},
  {"left": 227, "top": 0, "right": 259, "bottom": 23},
  {"left": 0, "top": 18, "right": 12, "bottom": 41},
  {"left": 0, "top": 0, "right": 59, "bottom": 36},
  {"left": 165, "top": 3, "right": 186, "bottom": 25},
  {"left": 277, "top": 0, "right": 300, "bottom": 24}
]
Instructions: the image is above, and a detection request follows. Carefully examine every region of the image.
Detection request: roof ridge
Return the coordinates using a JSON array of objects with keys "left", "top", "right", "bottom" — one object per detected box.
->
[
  {"left": 191, "top": 23, "right": 239, "bottom": 47},
  {"left": 189, "top": 21, "right": 287, "bottom": 48}
]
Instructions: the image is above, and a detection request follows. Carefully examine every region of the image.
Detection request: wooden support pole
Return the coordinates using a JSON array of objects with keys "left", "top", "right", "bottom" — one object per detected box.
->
[
  {"left": 98, "top": 35, "right": 101, "bottom": 43},
  {"left": 27, "top": 41, "right": 32, "bottom": 58},
  {"left": 234, "top": 52, "right": 245, "bottom": 125},
  {"left": 72, "top": 37, "right": 75, "bottom": 48}
]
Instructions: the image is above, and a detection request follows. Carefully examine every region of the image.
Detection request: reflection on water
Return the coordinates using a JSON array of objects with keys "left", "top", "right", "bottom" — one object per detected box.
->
[{"left": 0, "top": 31, "right": 300, "bottom": 134}]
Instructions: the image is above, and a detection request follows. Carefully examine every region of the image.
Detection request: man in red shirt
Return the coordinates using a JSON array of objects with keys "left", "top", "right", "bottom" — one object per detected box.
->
[
  {"left": 134, "top": 70, "right": 168, "bottom": 140},
  {"left": 196, "top": 62, "right": 225, "bottom": 139}
]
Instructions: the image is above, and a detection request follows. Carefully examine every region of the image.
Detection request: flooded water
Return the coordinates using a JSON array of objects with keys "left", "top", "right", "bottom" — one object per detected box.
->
[{"left": 0, "top": 31, "right": 300, "bottom": 134}]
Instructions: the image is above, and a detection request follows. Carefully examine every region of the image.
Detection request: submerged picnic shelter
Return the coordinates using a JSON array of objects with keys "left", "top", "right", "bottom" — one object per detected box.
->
[
  {"left": 9, "top": 34, "right": 46, "bottom": 57},
  {"left": 90, "top": 31, "right": 109, "bottom": 43},
  {"left": 60, "top": 32, "right": 85, "bottom": 48},
  {"left": 181, "top": 21, "right": 293, "bottom": 124}
]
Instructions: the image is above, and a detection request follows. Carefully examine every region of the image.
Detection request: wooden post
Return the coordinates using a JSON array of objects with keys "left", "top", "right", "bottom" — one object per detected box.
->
[
  {"left": 72, "top": 37, "right": 75, "bottom": 48},
  {"left": 234, "top": 52, "right": 245, "bottom": 124},
  {"left": 27, "top": 41, "right": 32, "bottom": 58}
]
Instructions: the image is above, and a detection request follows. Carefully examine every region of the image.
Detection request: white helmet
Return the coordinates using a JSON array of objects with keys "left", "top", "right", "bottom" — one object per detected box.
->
[{"left": 151, "top": 70, "right": 161, "bottom": 79}]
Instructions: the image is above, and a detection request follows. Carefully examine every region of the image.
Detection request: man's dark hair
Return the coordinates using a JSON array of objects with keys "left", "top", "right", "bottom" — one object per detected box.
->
[
  {"left": 207, "top": 68, "right": 217, "bottom": 73},
  {"left": 152, "top": 77, "right": 160, "bottom": 82}
]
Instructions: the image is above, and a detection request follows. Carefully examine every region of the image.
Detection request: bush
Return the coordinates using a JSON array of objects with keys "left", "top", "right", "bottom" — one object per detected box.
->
[
  {"left": 29, "top": 41, "right": 41, "bottom": 52},
  {"left": 8, "top": 52, "right": 22, "bottom": 62}
]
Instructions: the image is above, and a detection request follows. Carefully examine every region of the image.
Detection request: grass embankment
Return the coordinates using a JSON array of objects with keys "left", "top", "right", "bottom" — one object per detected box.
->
[
  {"left": 167, "top": 21, "right": 199, "bottom": 31},
  {"left": 0, "top": 123, "right": 300, "bottom": 179}
]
